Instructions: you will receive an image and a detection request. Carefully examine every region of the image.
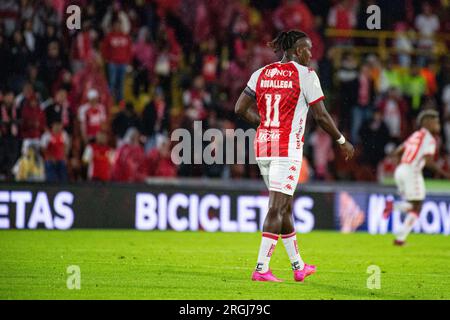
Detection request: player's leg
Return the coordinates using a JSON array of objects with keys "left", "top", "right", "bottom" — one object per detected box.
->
[
  {"left": 395, "top": 200, "right": 422, "bottom": 245},
  {"left": 280, "top": 198, "right": 305, "bottom": 269},
  {"left": 394, "top": 172, "right": 425, "bottom": 245},
  {"left": 252, "top": 190, "right": 288, "bottom": 282},
  {"left": 252, "top": 160, "right": 284, "bottom": 281},
  {"left": 275, "top": 159, "right": 315, "bottom": 281},
  {"left": 384, "top": 165, "right": 409, "bottom": 218}
]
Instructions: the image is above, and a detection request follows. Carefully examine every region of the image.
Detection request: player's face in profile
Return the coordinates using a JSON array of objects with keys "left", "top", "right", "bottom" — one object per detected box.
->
[
  {"left": 296, "top": 38, "right": 312, "bottom": 66},
  {"left": 425, "top": 118, "right": 441, "bottom": 135},
  {"left": 430, "top": 118, "right": 441, "bottom": 134}
]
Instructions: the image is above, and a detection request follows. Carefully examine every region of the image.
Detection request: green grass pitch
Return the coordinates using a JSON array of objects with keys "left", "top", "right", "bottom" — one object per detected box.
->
[{"left": 0, "top": 230, "right": 449, "bottom": 300}]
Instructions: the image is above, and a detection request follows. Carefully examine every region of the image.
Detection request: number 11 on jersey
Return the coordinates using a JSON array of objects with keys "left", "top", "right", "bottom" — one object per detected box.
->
[{"left": 263, "top": 93, "right": 281, "bottom": 128}]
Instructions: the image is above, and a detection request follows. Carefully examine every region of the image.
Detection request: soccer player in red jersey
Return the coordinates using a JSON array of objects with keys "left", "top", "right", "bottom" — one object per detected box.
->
[
  {"left": 235, "top": 30, "right": 354, "bottom": 282},
  {"left": 383, "top": 110, "right": 450, "bottom": 246}
]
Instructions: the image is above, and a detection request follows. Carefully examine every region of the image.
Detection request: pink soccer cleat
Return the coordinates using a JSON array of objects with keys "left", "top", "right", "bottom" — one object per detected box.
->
[
  {"left": 383, "top": 198, "right": 394, "bottom": 219},
  {"left": 251, "top": 269, "right": 283, "bottom": 282},
  {"left": 294, "top": 264, "right": 317, "bottom": 282},
  {"left": 394, "top": 239, "right": 405, "bottom": 246}
]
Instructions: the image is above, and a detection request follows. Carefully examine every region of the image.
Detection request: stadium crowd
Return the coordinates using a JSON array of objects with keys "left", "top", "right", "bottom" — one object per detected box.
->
[{"left": 0, "top": 0, "right": 449, "bottom": 183}]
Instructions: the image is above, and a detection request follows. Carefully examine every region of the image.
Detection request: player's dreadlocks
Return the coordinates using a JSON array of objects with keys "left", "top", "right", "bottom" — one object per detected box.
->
[
  {"left": 267, "top": 30, "right": 308, "bottom": 52},
  {"left": 417, "top": 109, "right": 439, "bottom": 127}
]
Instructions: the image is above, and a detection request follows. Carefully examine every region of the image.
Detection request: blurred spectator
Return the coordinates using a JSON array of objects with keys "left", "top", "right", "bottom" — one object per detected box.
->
[
  {"left": 72, "top": 56, "right": 113, "bottom": 111},
  {"left": 142, "top": 89, "right": 167, "bottom": 151},
  {"left": 71, "top": 21, "right": 95, "bottom": 73},
  {"left": 111, "top": 127, "right": 147, "bottom": 182},
  {"left": 327, "top": 0, "right": 357, "bottom": 45},
  {"left": 82, "top": 130, "right": 114, "bottom": 182},
  {"left": 309, "top": 126, "right": 334, "bottom": 180},
  {"left": 9, "top": 30, "right": 30, "bottom": 92},
  {"left": 0, "top": 34, "right": 9, "bottom": 91},
  {"left": 351, "top": 63, "right": 375, "bottom": 144},
  {"left": 298, "top": 156, "right": 311, "bottom": 183},
  {"left": 78, "top": 89, "right": 107, "bottom": 144},
  {"left": 201, "top": 39, "right": 219, "bottom": 83},
  {"left": 377, "top": 87, "right": 408, "bottom": 141},
  {"left": 101, "top": 0, "right": 131, "bottom": 35},
  {"left": 336, "top": 52, "right": 358, "bottom": 131},
  {"left": 147, "top": 135, "right": 177, "bottom": 177},
  {"left": 414, "top": 2, "right": 439, "bottom": 54},
  {"left": 39, "top": 41, "right": 67, "bottom": 90},
  {"left": 0, "top": 90, "right": 20, "bottom": 179},
  {"left": 40, "top": 121, "right": 70, "bottom": 182},
  {"left": 358, "top": 109, "right": 390, "bottom": 179},
  {"left": 442, "top": 84, "right": 450, "bottom": 152},
  {"left": 101, "top": 19, "right": 132, "bottom": 102},
  {"left": 420, "top": 60, "right": 438, "bottom": 97},
  {"left": 132, "top": 27, "right": 155, "bottom": 97},
  {"left": 221, "top": 55, "right": 250, "bottom": 111},
  {"left": 379, "top": 59, "right": 403, "bottom": 94},
  {"left": 403, "top": 64, "right": 426, "bottom": 117},
  {"left": 394, "top": 22, "right": 413, "bottom": 68},
  {"left": 20, "top": 92, "right": 46, "bottom": 140},
  {"left": 183, "top": 75, "right": 211, "bottom": 121},
  {"left": 43, "top": 89, "right": 70, "bottom": 131},
  {"left": 112, "top": 102, "right": 141, "bottom": 146},
  {"left": 273, "top": 0, "right": 315, "bottom": 33},
  {"left": 28, "top": 64, "right": 48, "bottom": 101},
  {"left": 12, "top": 141, "right": 45, "bottom": 182}
]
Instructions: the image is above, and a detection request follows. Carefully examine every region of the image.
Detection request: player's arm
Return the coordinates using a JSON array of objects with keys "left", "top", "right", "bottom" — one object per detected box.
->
[
  {"left": 424, "top": 155, "right": 450, "bottom": 179},
  {"left": 309, "top": 100, "right": 354, "bottom": 161},
  {"left": 389, "top": 143, "right": 405, "bottom": 163},
  {"left": 234, "top": 90, "right": 260, "bottom": 128}
]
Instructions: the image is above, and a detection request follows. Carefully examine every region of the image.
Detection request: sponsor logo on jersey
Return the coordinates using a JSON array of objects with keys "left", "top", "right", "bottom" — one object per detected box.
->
[
  {"left": 257, "top": 130, "right": 280, "bottom": 142},
  {"left": 265, "top": 68, "right": 294, "bottom": 78}
]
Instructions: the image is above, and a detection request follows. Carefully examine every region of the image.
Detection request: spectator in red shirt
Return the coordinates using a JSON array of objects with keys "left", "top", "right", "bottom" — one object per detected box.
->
[
  {"left": 20, "top": 93, "right": 46, "bottom": 140},
  {"left": 101, "top": 19, "right": 132, "bottom": 102},
  {"left": 377, "top": 87, "right": 408, "bottom": 141},
  {"left": 111, "top": 127, "right": 147, "bottom": 182},
  {"left": 273, "top": 0, "right": 315, "bottom": 32},
  {"left": 327, "top": 0, "right": 357, "bottom": 45},
  {"left": 82, "top": 130, "right": 114, "bottom": 181},
  {"left": 132, "top": 27, "right": 155, "bottom": 97},
  {"left": 78, "top": 89, "right": 107, "bottom": 144},
  {"left": 183, "top": 75, "right": 211, "bottom": 121},
  {"left": 71, "top": 21, "right": 94, "bottom": 73},
  {"left": 40, "top": 121, "right": 70, "bottom": 182},
  {"left": 147, "top": 136, "right": 177, "bottom": 178}
]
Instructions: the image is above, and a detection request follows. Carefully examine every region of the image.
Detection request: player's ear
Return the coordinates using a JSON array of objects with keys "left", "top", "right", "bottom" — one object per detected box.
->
[{"left": 295, "top": 46, "right": 302, "bottom": 58}]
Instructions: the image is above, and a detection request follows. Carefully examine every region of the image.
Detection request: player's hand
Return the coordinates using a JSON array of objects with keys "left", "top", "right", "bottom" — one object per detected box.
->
[{"left": 339, "top": 141, "right": 354, "bottom": 161}]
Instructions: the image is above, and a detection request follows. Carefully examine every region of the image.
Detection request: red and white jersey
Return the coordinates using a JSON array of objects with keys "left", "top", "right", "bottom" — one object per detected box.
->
[
  {"left": 400, "top": 128, "right": 436, "bottom": 170},
  {"left": 246, "top": 61, "right": 324, "bottom": 159}
]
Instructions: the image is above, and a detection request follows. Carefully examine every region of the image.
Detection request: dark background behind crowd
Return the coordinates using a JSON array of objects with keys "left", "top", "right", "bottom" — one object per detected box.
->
[{"left": 0, "top": 0, "right": 449, "bottom": 183}]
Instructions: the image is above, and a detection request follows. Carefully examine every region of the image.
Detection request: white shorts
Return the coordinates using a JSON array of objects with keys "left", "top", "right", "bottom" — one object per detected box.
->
[
  {"left": 256, "top": 158, "right": 302, "bottom": 196},
  {"left": 394, "top": 164, "right": 426, "bottom": 201}
]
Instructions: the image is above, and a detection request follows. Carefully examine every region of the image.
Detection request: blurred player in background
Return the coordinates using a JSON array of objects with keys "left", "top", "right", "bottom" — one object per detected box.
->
[
  {"left": 235, "top": 30, "right": 354, "bottom": 282},
  {"left": 384, "top": 110, "right": 450, "bottom": 245}
]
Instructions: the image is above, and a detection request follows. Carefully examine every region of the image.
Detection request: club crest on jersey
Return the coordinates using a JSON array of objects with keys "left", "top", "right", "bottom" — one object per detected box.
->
[{"left": 265, "top": 68, "right": 294, "bottom": 78}]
